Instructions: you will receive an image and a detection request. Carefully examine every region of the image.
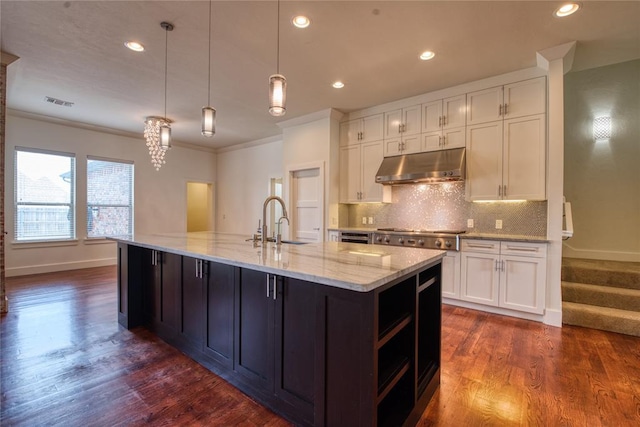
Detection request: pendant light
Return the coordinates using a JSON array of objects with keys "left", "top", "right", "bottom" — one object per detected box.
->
[
  {"left": 143, "top": 22, "right": 174, "bottom": 170},
  {"left": 269, "top": 0, "right": 286, "bottom": 117},
  {"left": 202, "top": 0, "right": 216, "bottom": 137},
  {"left": 160, "top": 21, "right": 173, "bottom": 150}
]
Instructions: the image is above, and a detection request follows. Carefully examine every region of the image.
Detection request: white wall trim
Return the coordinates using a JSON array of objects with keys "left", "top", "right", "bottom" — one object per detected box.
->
[
  {"left": 7, "top": 109, "right": 217, "bottom": 153},
  {"left": 215, "top": 134, "right": 282, "bottom": 154},
  {"left": 543, "top": 308, "right": 563, "bottom": 327},
  {"left": 442, "top": 298, "right": 545, "bottom": 324},
  {"left": 562, "top": 242, "right": 640, "bottom": 263},
  {"left": 6, "top": 258, "right": 116, "bottom": 277},
  {"left": 278, "top": 108, "right": 344, "bottom": 129}
]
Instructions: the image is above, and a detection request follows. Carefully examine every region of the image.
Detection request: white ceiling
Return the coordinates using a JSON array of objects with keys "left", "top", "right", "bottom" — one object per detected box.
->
[{"left": 2, "top": 1, "right": 639, "bottom": 150}]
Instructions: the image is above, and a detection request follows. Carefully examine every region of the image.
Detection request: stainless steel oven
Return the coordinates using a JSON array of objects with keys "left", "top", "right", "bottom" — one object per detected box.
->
[
  {"left": 339, "top": 231, "right": 371, "bottom": 244},
  {"left": 372, "top": 228, "right": 464, "bottom": 251}
]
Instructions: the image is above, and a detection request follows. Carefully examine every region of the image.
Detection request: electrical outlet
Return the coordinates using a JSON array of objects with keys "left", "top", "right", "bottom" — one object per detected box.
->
[
  {"left": 368, "top": 217, "right": 374, "bottom": 225},
  {"left": 495, "top": 219, "right": 503, "bottom": 229},
  {"left": 362, "top": 217, "right": 367, "bottom": 225},
  {"left": 467, "top": 219, "right": 474, "bottom": 228}
]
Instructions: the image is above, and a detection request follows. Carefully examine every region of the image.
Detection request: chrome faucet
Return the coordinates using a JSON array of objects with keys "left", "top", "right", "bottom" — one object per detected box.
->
[{"left": 262, "top": 196, "right": 289, "bottom": 245}]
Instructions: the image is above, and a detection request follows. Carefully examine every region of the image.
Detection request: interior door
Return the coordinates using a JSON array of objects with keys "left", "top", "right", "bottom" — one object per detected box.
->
[{"left": 291, "top": 167, "right": 322, "bottom": 242}]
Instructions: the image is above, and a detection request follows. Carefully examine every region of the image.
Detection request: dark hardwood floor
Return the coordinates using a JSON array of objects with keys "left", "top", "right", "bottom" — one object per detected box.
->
[{"left": 2, "top": 266, "right": 639, "bottom": 426}]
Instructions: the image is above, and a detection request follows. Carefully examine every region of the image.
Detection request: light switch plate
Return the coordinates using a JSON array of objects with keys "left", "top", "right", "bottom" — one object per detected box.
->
[
  {"left": 495, "top": 219, "right": 503, "bottom": 229},
  {"left": 368, "top": 217, "right": 374, "bottom": 224},
  {"left": 362, "top": 217, "right": 367, "bottom": 224},
  {"left": 467, "top": 219, "right": 474, "bottom": 228}
]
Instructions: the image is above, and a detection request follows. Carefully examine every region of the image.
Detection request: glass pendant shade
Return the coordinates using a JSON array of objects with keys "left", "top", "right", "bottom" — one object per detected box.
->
[
  {"left": 269, "top": 74, "right": 287, "bottom": 117},
  {"left": 202, "top": 106, "right": 216, "bottom": 137},
  {"left": 160, "top": 124, "right": 172, "bottom": 150}
]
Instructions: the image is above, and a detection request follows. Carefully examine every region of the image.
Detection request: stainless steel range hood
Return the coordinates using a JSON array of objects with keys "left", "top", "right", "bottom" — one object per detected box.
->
[{"left": 375, "top": 147, "right": 466, "bottom": 185}]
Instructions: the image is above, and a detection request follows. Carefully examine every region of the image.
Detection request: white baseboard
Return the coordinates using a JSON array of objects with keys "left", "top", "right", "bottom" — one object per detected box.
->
[
  {"left": 442, "top": 298, "right": 545, "bottom": 323},
  {"left": 543, "top": 308, "right": 563, "bottom": 327},
  {"left": 6, "top": 258, "right": 117, "bottom": 277},
  {"left": 562, "top": 242, "right": 640, "bottom": 262}
]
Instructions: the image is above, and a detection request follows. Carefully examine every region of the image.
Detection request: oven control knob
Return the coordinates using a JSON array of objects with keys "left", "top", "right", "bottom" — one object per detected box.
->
[
  {"left": 435, "top": 240, "right": 442, "bottom": 247},
  {"left": 383, "top": 236, "right": 390, "bottom": 243},
  {"left": 375, "top": 236, "right": 382, "bottom": 242},
  {"left": 445, "top": 240, "right": 452, "bottom": 248},
  {"left": 398, "top": 237, "right": 404, "bottom": 244},
  {"left": 418, "top": 239, "right": 425, "bottom": 246}
]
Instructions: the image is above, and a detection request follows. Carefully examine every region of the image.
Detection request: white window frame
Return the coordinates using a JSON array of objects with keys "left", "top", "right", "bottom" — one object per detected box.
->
[
  {"left": 14, "top": 147, "right": 77, "bottom": 243},
  {"left": 86, "top": 156, "right": 134, "bottom": 240}
]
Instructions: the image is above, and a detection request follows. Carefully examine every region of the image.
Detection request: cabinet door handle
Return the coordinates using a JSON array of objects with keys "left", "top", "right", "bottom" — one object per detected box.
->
[
  {"left": 272, "top": 275, "right": 277, "bottom": 300},
  {"left": 266, "top": 274, "right": 271, "bottom": 298},
  {"left": 495, "top": 260, "right": 499, "bottom": 271},
  {"left": 151, "top": 250, "right": 156, "bottom": 266},
  {"left": 438, "top": 136, "right": 442, "bottom": 147},
  {"left": 499, "top": 104, "right": 503, "bottom": 116},
  {"left": 443, "top": 135, "right": 447, "bottom": 146},
  {"left": 501, "top": 260, "right": 505, "bottom": 272},
  {"left": 503, "top": 104, "right": 508, "bottom": 115},
  {"left": 443, "top": 115, "right": 447, "bottom": 126},
  {"left": 498, "top": 185, "right": 502, "bottom": 197},
  {"left": 438, "top": 116, "right": 442, "bottom": 127},
  {"left": 503, "top": 185, "right": 507, "bottom": 197}
]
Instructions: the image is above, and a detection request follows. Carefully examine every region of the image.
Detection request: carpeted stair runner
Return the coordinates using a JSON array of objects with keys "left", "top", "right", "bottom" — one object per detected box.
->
[{"left": 562, "top": 257, "right": 640, "bottom": 337}]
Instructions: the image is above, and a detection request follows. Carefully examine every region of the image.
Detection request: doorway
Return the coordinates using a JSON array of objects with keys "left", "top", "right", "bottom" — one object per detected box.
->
[
  {"left": 289, "top": 165, "right": 323, "bottom": 243},
  {"left": 187, "top": 182, "right": 214, "bottom": 232}
]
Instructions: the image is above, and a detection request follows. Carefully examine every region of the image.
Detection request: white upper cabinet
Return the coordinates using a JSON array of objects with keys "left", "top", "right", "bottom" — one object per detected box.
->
[
  {"left": 340, "top": 141, "right": 390, "bottom": 203},
  {"left": 339, "top": 114, "right": 384, "bottom": 146},
  {"left": 422, "top": 95, "right": 466, "bottom": 133},
  {"left": 384, "top": 134, "right": 421, "bottom": 157},
  {"left": 466, "top": 77, "right": 546, "bottom": 126},
  {"left": 466, "top": 114, "right": 546, "bottom": 201},
  {"left": 384, "top": 105, "right": 421, "bottom": 139}
]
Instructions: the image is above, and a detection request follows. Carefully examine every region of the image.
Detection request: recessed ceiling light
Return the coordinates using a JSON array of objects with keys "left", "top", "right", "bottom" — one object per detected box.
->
[
  {"left": 420, "top": 51, "right": 435, "bottom": 61},
  {"left": 332, "top": 81, "right": 345, "bottom": 89},
  {"left": 124, "top": 41, "right": 145, "bottom": 52},
  {"left": 554, "top": 3, "right": 581, "bottom": 17},
  {"left": 292, "top": 15, "right": 310, "bottom": 28}
]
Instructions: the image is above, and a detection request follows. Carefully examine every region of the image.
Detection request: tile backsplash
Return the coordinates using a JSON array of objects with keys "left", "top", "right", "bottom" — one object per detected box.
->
[{"left": 346, "top": 182, "right": 547, "bottom": 237}]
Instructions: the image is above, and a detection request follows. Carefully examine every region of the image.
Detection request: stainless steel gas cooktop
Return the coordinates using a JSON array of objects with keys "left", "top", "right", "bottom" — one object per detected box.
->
[{"left": 373, "top": 228, "right": 465, "bottom": 250}]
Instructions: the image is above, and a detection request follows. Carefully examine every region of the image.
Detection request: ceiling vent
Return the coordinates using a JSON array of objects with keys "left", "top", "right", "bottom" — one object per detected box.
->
[{"left": 44, "top": 96, "right": 74, "bottom": 107}]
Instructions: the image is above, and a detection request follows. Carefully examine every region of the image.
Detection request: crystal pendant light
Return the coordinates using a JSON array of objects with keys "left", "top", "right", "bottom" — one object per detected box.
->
[
  {"left": 202, "top": 0, "right": 216, "bottom": 136},
  {"left": 269, "top": 0, "right": 286, "bottom": 117},
  {"left": 143, "top": 22, "right": 173, "bottom": 170}
]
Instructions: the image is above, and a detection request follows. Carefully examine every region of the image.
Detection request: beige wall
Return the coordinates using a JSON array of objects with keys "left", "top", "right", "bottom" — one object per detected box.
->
[
  {"left": 215, "top": 138, "right": 283, "bottom": 235},
  {"left": 187, "top": 182, "right": 212, "bottom": 232},
  {"left": 5, "top": 112, "right": 217, "bottom": 276},
  {"left": 564, "top": 59, "right": 640, "bottom": 262}
]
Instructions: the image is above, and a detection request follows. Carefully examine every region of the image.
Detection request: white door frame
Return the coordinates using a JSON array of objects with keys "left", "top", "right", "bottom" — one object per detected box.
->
[{"left": 285, "top": 161, "right": 325, "bottom": 242}]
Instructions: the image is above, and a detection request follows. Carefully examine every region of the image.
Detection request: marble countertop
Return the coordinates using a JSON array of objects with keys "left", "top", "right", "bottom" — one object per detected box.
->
[{"left": 111, "top": 232, "right": 444, "bottom": 292}]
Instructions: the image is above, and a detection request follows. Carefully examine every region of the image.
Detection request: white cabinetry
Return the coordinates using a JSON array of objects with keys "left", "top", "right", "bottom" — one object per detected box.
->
[
  {"left": 466, "top": 114, "right": 546, "bottom": 201},
  {"left": 441, "top": 251, "right": 461, "bottom": 299},
  {"left": 466, "top": 77, "right": 546, "bottom": 126},
  {"left": 421, "top": 95, "right": 466, "bottom": 152},
  {"left": 340, "top": 141, "right": 391, "bottom": 203},
  {"left": 460, "top": 240, "right": 546, "bottom": 315},
  {"left": 383, "top": 105, "right": 421, "bottom": 156},
  {"left": 340, "top": 114, "right": 384, "bottom": 146}
]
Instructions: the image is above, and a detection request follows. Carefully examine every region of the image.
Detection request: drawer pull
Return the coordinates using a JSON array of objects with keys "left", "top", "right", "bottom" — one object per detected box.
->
[
  {"left": 506, "top": 246, "right": 538, "bottom": 252},
  {"left": 467, "top": 243, "right": 495, "bottom": 249}
]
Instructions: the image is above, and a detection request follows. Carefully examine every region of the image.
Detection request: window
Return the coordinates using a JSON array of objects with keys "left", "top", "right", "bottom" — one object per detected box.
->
[
  {"left": 15, "top": 148, "right": 76, "bottom": 241},
  {"left": 87, "top": 157, "right": 134, "bottom": 238}
]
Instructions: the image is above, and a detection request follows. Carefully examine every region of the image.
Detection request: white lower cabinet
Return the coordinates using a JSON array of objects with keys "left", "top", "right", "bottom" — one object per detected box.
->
[
  {"left": 441, "top": 251, "right": 461, "bottom": 299},
  {"left": 460, "top": 239, "right": 546, "bottom": 314}
]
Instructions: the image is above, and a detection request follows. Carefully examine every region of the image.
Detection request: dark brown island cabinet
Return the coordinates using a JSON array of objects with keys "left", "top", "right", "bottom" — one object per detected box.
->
[{"left": 117, "top": 242, "right": 442, "bottom": 427}]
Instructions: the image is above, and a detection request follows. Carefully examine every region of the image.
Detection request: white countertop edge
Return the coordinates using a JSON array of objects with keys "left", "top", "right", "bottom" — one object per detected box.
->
[{"left": 109, "top": 235, "right": 445, "bottom": 293}]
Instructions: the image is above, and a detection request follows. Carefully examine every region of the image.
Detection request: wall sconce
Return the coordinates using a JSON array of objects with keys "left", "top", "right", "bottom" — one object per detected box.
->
[{"left": 593, "top": 116, "right": 612, "bottom": 141}]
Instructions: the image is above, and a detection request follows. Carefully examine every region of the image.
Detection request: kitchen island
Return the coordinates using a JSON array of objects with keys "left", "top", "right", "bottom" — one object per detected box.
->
[{"left": 113, "top": 232, "right": 444, "bottom": 427}]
